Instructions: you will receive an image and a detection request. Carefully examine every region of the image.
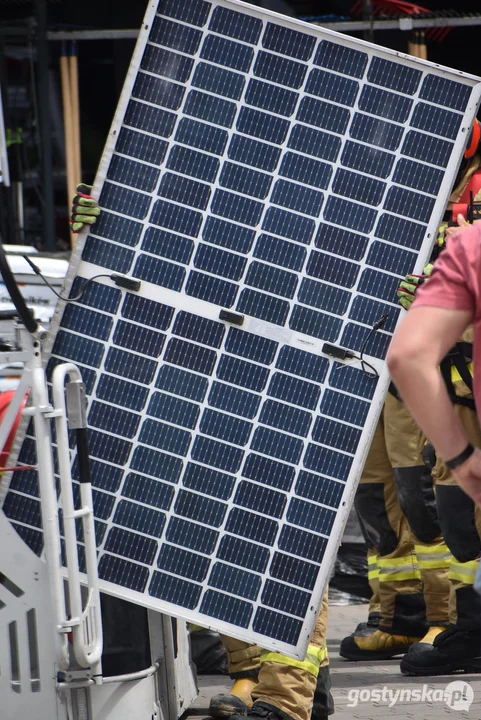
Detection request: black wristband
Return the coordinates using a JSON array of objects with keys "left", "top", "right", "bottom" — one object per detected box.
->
[{"left": 445, "top": 443, "right": 475, "bottom": 470}]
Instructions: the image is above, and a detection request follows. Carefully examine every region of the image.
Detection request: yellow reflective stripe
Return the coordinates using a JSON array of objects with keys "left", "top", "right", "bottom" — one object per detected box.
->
[
  {"left": 378, "top": 556, "right": 418, "bottom": 567},
  {"left": 318, "top": 646, "right": 328, "bottom": 663},
  {"left": 414, "top": 545, "right": 452, "bottom": 570},
  {"left": 367, "top": 554, "right": 378, "bottom": 566},
  {"left": 451, "top": 362, "right": 474, "bottom": 383},
  {"left": 378, "top": 555, "right": 420, "bottom": 581},
  {"left": 368, "top": 568, "right": 380, "bottom": 580},
  {"left": 417, "top": 557, "right": 451, "bottom": 570},
  {"left": 378, "top": 569, "right": 422, "bottom": 582},
  {"left": 414, "top": 543, "right": 450, "bottom": 555},
  {"left": 259, "top": 643, "right": 321, "bottom": 677},
  {"left": 449, "top": 559, "right": 479, "bottom": 585}
]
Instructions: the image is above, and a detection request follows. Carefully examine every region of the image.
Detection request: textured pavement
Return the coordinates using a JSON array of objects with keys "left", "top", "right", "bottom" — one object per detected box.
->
[{"left": 190, "top": 603, "right": 481, "bottom": 719}]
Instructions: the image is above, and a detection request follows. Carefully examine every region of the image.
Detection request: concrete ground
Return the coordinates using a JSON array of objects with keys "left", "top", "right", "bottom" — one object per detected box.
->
[{"left": 189, "top": 603, "right": 481, "bottom": 719}]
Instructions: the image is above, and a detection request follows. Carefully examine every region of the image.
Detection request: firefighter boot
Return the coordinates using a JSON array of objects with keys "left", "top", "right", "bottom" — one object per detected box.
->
[
  {"left": 231, "top": 701, "right": 330, "bottom": 720},
  {"left": 340, "top": 628, "right": 422, "bottom": 661},
  {"left": 210, "top": 677, "right": 258, "bottom": 717}
]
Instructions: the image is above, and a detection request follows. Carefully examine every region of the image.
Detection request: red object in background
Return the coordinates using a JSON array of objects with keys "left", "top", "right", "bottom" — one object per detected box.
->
[{"left": 0, "top": 391, "right": 27, "bottom": 470}]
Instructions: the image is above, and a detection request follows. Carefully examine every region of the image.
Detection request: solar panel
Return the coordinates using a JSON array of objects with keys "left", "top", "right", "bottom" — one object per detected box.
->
[{"left": 3, "top": 0, "right": 481, "bottom": 657}]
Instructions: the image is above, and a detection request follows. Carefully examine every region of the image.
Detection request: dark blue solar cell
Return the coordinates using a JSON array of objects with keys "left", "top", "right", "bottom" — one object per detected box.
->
[
  {"left": 262, "top": 22, "right": 315, "bottom": 60},
  {"left": 175, "top": 117, "right": 228, "bottom": 156},
  {"left": 99, "top": 555, "right": 148, "bottom": 593},
  {"left": 123, "top": 473, "right": 175, "bottom": 510},
  {"left": 254, "top": 51, "right": 307, "bottom": 90},
  {"left": 208, "top": 382, "right": 261, "bottom": 419},
  {"left": 141, "top": 45, "right": 194, "bottom": 83},
  {"left": 245, "top": 261, "right": 298, "bottom": 299},
  {"left": 296, "top": 96, "right": 350, "bottom": 135},
  {"left": 392, "top": 158, "right": 444, "bottom": 196},
  {"left": 185, "top": 271, "right": 238, "bottom": 307},
  {"left": 254, "top": 234, "right": 307, "bottom": 272},
  {"left": 89, "top": 401, "right": 140, "bottom": 439},
  {"left": 203, "top": 216, "right": 256, "bottom": 253},
  {"left": 158, "top": 172, "right": 211, "bottom": 210},
  {"left": 209, "top": 6, "right": 263, "bottom": 44},
  {"left": 411, "top": 102, "right": 463, "bottom": 140},
  {"left": 242, "top": 453, "right": 295, "bottom": 491},
  {"left": 12, "top": 524, "right": 43, "bottom": 557},
  {"left": 200, "top": 34, "right": 254, "bottom": 73},
  {"left": 349, "top": 296, "right": 399, "bottom": 332},
  {"left": 200, "top": 590, "right": 253, "bottom": 627},
  {"left": 92, "top": 205, "right": 141, "bottom": 246},
  {"left": 139, "top": 419, "right": 191, "bottom": 456},
  {"left": 306, "top": 69, "right": 359, "bottom": 106},
  {"left": 321, "top": 388, "right": 370, "bottom": 426},
  {"left": 289, "top": 306, "right": 342, "bottom": 342},
  {"left": 156, "top": 364, "right": 208, "bottom": 402},
  {"left": 149, "top": 16, "right": 203, "bottom": 54},
  {"left": 191, "top": 436, "right": 244, "bottom": 474},
  {"left": 328, "top": 361, "right": 378, "bottom": 400},
  {"left": 157, "top": 545, "right": 210, "bottom": 583},
  {"left": 366, "top": 240, "right": 418, "bottom": 276},
  {"left": 167, "top": 145, "right": 220, "bottom": 183},
  {"left": 237, "top": 107, "right": 290, "bottom": 145},
  {"left": 192, "top": 62, "right": 245, "bottom": 100},
  {"left": 279, "top": 524, "right": 327, "bottom": 562},
  {"left": 69, "top": 277, "right": 121, "bottom": 313},
  {"left": 270, "top": 552, "right": 318, "bottom": 590},
  {"left": 116, "top": 127, "right": 168, "bottom": 166},
  {"left": 200, "top": 409, "right": 253, "bottom": 446},
  {"left": 304, "top": 443, "right": 353, "bottom": 480},
  {"left": 287, "top": 499, "right": 336, "bottom": 536},
  {"left": 341, "top": 322, "right": 390, "bottom": 360},
  {"left": 298, "top": 277, "right": 351, "bottom": 316},
  {"left": 82, "top": 237, "right": 134, "bottom": 273},
  {"left": 133, "top": 73, "right": 185, "bottom": 110},
  {"left": 323, "top": 196, "right": 377, "bottom": 234},
  {"left": 245, "top": 79, "right": 298, "bottom": 118},
  {"left": 262, "top": 206, "right": 315, "bottom": 243},
  {"left": 314, "top": 40, "right": 368, "bottom": 78},
  {"left": 113, "top": 319, "right": 166, "bottom": 357},
  {"left": 184, "top": 90, "right": 236, "bottom": 128},
  {"left": 159, "top": 0, "right": 210, "bottom": 25},
  {"left": 226, "top": 327, "right": 278, "bottom": 364},
  {"left": 62, "top": 305, "right": 112, "bottom": 341},
  {"left": 420, "top": 74, "right": 472, "bottom": 111},
  {"left": 367, "top": 56, "right": 421, "bottom": 95},
  {"left": 226, "top": 507, "right": 279, "bottom": 545},
  {"left": 104, "top": 527, "right": 157, "bottom": 564},
  {"left": 173, "top": 311, "right": 225, "bottom": 348},
  {"left": 218, "top": 535, "right": 270, "bottom": 573},
  {"left": 332, "top": 168, "right": 386, "bottom": 206},
  {"left": 251, "top": 426, "right": 304, "bottom": 463},
  {"left": 295, "top": 470, "right": 345, "bottom": 506},
  {"left": 175, "top": 490, "right": 227, "bottom": 527},
  {"left": 164, "top": 337, "right": 218, "bottom": 375},
  {"left": 271, "top": 179, "right": 323, "bottom": 217},
  {"left": 259, "top": 399, "right": 312, "bottom": 438},
  {"left": 288, "top": 124, "right": 341, "bottom": 163},
  {"left": 276, "top": 346, "right": 328, "bottom": 384},
  {"left": 401, "top": 130, "right": 453, "bottom": 167},
  {"left": 121, "top": 295, "right": 174, "bottom": 332},
  {"left": 314, "top": 224, "right": 368, "bottom": 262},
  {"left": 228, "top": 134, "right": 281, "bottom": 172},
  {"left": 131, "top": 446, "right": 183, "bottom": 483},
  {"left": 306, "top": 251, "right": 359, "bottom": 287},
  {"left": 142, "top": 227, "right": 194, "bottom": 265},
  {"left": 217, "top": 355, "right": 269, "bottom": 392},
  {"left": 253, "top": 608, "right": 301, "bottom": 644},
  {"left": 133, "top": 254, "right": 185, "bottom": 291},
  {"left": 53, "top": 330, "right": 104, "bottom": 368},
  {"left": 150, "top": 198, "right": 203, "bottom": 237},
  {"left": 350, "top": 114, "right": 404, "bottom": 152},
  {"left": 166, "top": 517, "right": 219, "bottom": 554},
  {"left": 359, "top": 85, "right": 412, "bottom": 123},
  {"left": 312, "top": 416, "right": 361, "bottom": 453},
  {"left": 149, "top": 572, "right": 201, "bottom": 609},
  {"left": 358, "top": 267, "right": 408, "bottom": 302},
  {"left": 235, "top": 481, "right": 287, "bottom": 519},
  {"left": 183, "top": 463, "right": 235, "bottom": 501},
  {"left": 341, "top": 141, "right": 395, "bottom": 179},
  {"left": 194, "top": 244, "right": 247, "bottom": 281},
  {"left": 212, "top": 189, "right": 264, "bottom": 226},
  {"left": 220, "top": 162, "right": 272, "bottom": 200},
  {"left": 113, "top": 499, "right": 165, "bottom": 536},
  {"left": 236, "top": 289, "right": 290, "bottom": 326},
  {"left": 3, "top": 494, "right": 41, "bottom": 527},
  {"left": 100, "top": 182, "right": 151, "bottom": 220},
  {"left": 268, "top": 372, "right": 320, "bottom": 410},
  {"left": 147, "top": 392, "right": 200, "bottom": 430},
  {"left": 279, "top": 152, "right": 332, "bottom": 189},
  {"left": 124, "top": 100, "right": 177, "bottom": 138},
  {"left": 384, "top": 186, "right": 435, "bottom": 224}
]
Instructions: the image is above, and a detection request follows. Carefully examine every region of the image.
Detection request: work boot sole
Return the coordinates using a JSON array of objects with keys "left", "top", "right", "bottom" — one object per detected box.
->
[
  {"left": 210, "top": 705, "right": 248, "bottom": 718},
  {"left": 401, "top": 656, "right": 481, "bottom": 676},
  {"left": 209, "top": 694, "right": 250, "bottom": 718},
  {"left": 340, "top": 636, "right": 408, "bottom": 661}
]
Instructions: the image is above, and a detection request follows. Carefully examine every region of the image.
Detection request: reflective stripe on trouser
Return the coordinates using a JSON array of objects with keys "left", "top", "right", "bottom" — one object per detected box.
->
[
  {"left": 368, "top": 548, "right": 381, "bottom": 615},
  {"left": 251, "top": 589, "right": 329, "bottom": 720},
  {"left": 220, "top": 636, "right": 261, "bottom": 678},
  {"left": 414, "top": 542, "right": 451, "bottom": 625}
]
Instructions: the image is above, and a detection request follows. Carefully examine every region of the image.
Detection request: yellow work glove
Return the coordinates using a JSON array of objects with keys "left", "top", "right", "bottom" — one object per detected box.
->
[
  {"left": 70, "top": 183, "right": 100, "bottom": 233},
  {"left": 397, "top": 263, "right": 433, "bottom": 311}
]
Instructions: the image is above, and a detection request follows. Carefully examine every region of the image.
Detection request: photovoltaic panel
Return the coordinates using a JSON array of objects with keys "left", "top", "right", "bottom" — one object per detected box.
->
[{"left": 4, "top": 0, "right": 481, "bottom": 658}]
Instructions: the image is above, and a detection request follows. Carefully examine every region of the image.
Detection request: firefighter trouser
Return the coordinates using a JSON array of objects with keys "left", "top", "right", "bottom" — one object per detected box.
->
[
  {"left": 367, "top": 547, "right": 380, "bottom": 616},
  {"left": 221, "top": 590, "right": 330, "bottom": 720},
  {"left": 435, "top": 404, "right": 481, "bottom": 629}
]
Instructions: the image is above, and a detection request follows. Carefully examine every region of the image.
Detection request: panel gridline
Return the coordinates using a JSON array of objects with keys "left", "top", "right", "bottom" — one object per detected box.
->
[{"left": 4, "top": 0, "right": 481, "bottom": 654}]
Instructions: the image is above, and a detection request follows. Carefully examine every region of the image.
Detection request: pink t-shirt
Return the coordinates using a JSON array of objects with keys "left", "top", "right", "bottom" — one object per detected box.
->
[{"left": 412, "top": 223, "right": 481, "bottom": 410}]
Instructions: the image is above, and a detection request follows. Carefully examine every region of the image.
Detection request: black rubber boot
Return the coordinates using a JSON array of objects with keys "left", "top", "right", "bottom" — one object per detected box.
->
[
  {"left": 352, "top": 611, "right": 380, "bottom": 635},
  {"left": 400, "top": 624, "right": 481, "bottom": 676},
  {"left": 312, "top": 665, "right": 334, "bottom": 719},
  {"left": 230, "top": 702, "right": 292, "bottom": 720}
]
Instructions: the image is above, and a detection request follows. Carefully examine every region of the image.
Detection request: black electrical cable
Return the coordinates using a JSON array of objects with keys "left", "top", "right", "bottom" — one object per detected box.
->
[
  {"left": 22, "top": 255, "right": 111, "bottom": 301},
  {"left": 358, "top": 313, "right": 391, "bottom": 379}
]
